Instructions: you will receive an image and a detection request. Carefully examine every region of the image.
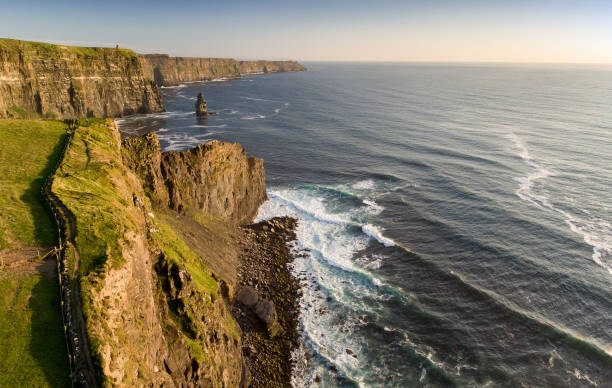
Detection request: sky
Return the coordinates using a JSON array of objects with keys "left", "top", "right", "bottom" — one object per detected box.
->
[{"left": 1, "top": 0, "right": 611, "bottom": 63}]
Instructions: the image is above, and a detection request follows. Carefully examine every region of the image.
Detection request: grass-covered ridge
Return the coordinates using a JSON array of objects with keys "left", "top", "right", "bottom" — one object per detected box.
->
[
  {"left": 0, "top": 118, "right": 70, "bottom": 387},
  {"left": 0, "top": 37, "right": 138, "bottom": 61},
  {"left": 52, "top": 118, "right": 134, "bottom": 276},
  {"left": 51, "top": 118, "right": 154, "bottom": 386},
  {"left": 51, "top": 120, "right": 240, "bottom": 385}
]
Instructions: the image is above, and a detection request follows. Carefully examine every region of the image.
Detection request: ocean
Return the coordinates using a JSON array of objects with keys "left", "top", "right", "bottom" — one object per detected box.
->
[{"left": 117, "top": 62, "right": 612, "bottom": 387}]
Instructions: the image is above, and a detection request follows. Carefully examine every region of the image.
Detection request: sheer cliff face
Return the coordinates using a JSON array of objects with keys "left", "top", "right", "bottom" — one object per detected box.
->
[
  {"left": 0, "top": 38, "right": 305, "bottom": 118},
  {"left": 0, "top": 39, "right": 164, "bottom": 119},
  {"left": 139, "top": 54, "right": 241, "bottom": 86},
  {"left": 238, "top": 60, "right": 306, "bottom": 74},
  {"left": 140, "top": 54, "right": 306, "bottom": 86},
  {"left": 122, "top": 133, "right": 267, "bottom": 225}
]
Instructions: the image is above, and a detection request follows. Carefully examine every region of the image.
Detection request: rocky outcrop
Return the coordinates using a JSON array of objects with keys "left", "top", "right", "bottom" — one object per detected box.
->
[
  {"left": 122, "top": 133, "right": 266, "bottom": 225},
  {"left": 0, "top": 38, "right": 164, "bottom": 119},
  {"left": 139, "top": 54, "right": 306, "bottom": 87},
  {"left": 196, "top": 92, "right": 207, "bottom": 116},
  {"left": 139, "top": 54, "right": 241, "bottom": 86}
]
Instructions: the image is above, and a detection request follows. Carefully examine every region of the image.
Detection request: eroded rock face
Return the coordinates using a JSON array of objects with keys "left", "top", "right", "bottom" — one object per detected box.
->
[
  {"left": 238, "top": 60, "right": 306, "bottom": 74},
  {"left": 196, "top": 92, "right": 207, "bottom": 116},
  {"left": 139, "top": 54, "right": 306, "bottom": 87},
  {"left": 0, "top": 38, "right": 164, "bottom": 119},
  {"left": 122, "top": 133, "right": 266, "bottom": 225},
  {"left": 155, "top": 255, "right": 244, "bottom": 388}
]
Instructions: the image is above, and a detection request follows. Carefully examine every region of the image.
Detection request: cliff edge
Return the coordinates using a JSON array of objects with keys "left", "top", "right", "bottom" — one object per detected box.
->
[
  {"left": 48, "top": 119, "right": 268, "bottom": 387},
  {"left": 139, "top": 54, "right": 306, "bottom": 87},
  {"left": 122, "top": 132, "right": 266, "bottom": 225},
  {"left": 0, "top": 39, "right": 164, "bottom": 119}
]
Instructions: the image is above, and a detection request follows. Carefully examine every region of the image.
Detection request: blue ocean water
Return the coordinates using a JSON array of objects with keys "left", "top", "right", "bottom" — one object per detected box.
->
[{"left": 117, "top": 63, "right": 612, "bottom": 387}]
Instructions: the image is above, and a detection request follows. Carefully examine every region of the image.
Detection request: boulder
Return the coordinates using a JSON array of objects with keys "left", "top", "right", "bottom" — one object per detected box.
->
[
  {"left": 254, "top": 299, "right": 280, "bottom": 337},
  {"left": 235, "top": 286, "right": 259, "bottom": 308}
]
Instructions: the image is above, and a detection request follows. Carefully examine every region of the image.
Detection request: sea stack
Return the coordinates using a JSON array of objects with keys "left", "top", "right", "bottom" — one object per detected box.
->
[{"left": 196, "top": 92, "right": 207, "bottom": 116}]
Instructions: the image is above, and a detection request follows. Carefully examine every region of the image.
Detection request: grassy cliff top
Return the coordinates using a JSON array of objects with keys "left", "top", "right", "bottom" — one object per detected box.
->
[
  {"left": 0, "top": 37, "right": 138, "bottom": 60},
  {"left": 52, "top": 118, "right": 134, "bottom": 276}
]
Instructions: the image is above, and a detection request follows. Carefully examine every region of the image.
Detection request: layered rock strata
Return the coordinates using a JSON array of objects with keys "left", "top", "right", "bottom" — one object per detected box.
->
[
  {"left": 122, "top": 133, "right": 266, "bottom": 225},
  {"left": 139, "top": 54, "right": 306, "bottom": 87},
  {"left": 0, "top": 38, "right": 164, "bottom": 119}
]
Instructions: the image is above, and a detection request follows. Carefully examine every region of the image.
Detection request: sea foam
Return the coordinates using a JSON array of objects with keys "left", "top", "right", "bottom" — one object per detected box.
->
[{"left": 507, "top": 132, "right": 611, "bottom": 275}]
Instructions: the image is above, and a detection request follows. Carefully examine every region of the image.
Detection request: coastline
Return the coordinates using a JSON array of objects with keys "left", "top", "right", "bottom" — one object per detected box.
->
[{"left": 233, "top": 217, "right": 301, "bottom": 387}]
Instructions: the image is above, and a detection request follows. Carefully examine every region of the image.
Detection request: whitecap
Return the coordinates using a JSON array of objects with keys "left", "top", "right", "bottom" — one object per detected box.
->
[
  {"left": 362, "top": 224, "right": 396, "bottom": 247},
  {"left": 242, "top": 114, "right": 266, "bottom": 120},
  {"left": 160, "top": 84, "right": 187, "bottom": 89},
  {"left": 352, "top": 179, "right": 376, "bottom": 190},
  {"left": 507, "top": 131, "right": 612, "bottom": 275},
  {"left": 363, "top": 199, "right": 384, "bottom": 215},
  {"left": 189, "top": 124, "right": 227, "bottom": 129}
]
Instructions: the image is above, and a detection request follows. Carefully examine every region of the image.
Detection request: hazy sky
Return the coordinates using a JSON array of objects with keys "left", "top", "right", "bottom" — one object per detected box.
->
[{"left": 1, "top": 0, "right": 611, "bottom": 62}]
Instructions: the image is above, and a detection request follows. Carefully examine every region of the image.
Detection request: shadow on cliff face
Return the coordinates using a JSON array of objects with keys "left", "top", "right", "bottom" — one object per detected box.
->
[
  {"left": 19, "top": 132, "right": 68, "bottom": 247},
  {"left": 153, "top": 67, "right": 165, "bottom": 87},
  {"left": 28, "top": 269, "right": 71, "bottom": 386}
]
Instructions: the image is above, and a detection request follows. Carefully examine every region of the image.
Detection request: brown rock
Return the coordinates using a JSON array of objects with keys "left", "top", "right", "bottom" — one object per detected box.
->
[
  {"left": 235, "top": 286, "right": 259, "bottom": 308},
  {"left": 122, "top": 133, "right": 266, "bottom": 225},
  {"left": 254, "top": 299, "right": 280, "bottom": 337},
  {"left": 0, "top": 39, "right": 164, "bottom": 118},
  {"left": 196, "top": 92, "right": 207, "bottom": 116}
]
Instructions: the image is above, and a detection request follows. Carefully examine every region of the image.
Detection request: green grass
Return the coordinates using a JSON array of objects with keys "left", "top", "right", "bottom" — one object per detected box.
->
[
  {"left": 0, "top": 119, "right": 68, "bottom": 250},
  {"left": 52, "top": 119, "right": 132, "bottom": 276},
  {"left": 0, "top": 38, "right": 138, "bottom": 61},
  {"left": 0, "top": 272, "right": 70, "bottom": 387},
  {"left": 0, "top": 118, "right": 71, "bottom": 386},
  {"left": 154, "top": 215, "right": 218, "bottom": 296}
]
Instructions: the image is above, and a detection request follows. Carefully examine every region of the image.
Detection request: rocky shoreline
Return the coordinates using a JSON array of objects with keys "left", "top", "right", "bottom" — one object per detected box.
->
[{"left": 233, "top": 216, "right": 301, "bottom": 387}]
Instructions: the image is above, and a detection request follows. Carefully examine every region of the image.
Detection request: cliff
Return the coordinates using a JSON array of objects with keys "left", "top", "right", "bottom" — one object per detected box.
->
[
  {"left": 0, "top": 38, "right": 305, "bottom": 118},
  {"left": 48, "top": 119, "right": 267, "bottom": 387},
  {"left": 0, "top": 38, "right": 164, "bottom": 119},
  {"left": 122, "top": 132, "right": 266, "bottom": 225},
  {"left": 239, "top": 60, "right": 306, "bottom": 74},
  {"left": 139, "top": 54, "right": 306, "bottom": 86}
]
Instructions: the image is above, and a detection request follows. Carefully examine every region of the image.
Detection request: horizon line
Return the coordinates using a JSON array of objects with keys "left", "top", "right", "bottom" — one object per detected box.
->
[{"left": 3, "top": 36, "right": 612, "bottom": 66}]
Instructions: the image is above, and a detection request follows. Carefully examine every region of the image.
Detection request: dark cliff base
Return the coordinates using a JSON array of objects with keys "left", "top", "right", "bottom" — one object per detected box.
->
[{"left": 233, "top": 217, "right": 301, "bottom": 388}]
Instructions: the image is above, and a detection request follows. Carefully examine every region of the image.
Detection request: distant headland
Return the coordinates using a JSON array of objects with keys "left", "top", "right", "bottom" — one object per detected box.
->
[{"left": 0, "top": 38, "right": 306, "bottom": 119}]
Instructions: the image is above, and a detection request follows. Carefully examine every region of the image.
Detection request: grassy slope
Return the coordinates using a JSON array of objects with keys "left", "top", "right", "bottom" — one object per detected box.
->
[
  {"left": 0, "top": 119, "right": 70, "bottom": 387},
  {"left": 0, "top": 119, "right": 68, "bottom": 249},
  {"left": 154, "top": 215, "right": 218, "bottom": 296},
  {"left": 52, "top": 118, "right": 132, "bottom": 277},
  {"left": 0, "top": 274, "right": 71, "bottom": 387}
]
